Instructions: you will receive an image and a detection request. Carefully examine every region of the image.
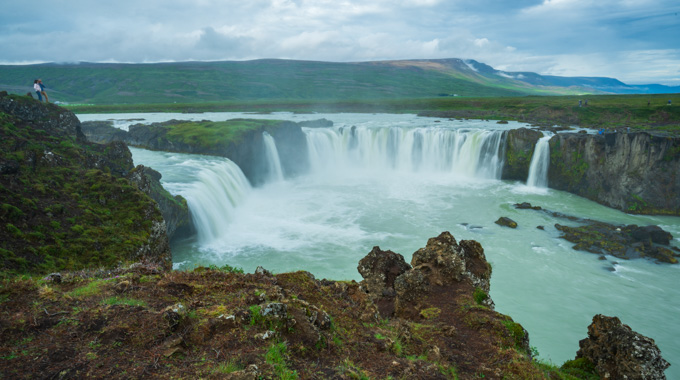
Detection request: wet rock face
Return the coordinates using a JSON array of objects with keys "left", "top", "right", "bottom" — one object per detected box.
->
[
  {"left": 577, "top": 314, "right": 670, "bottom": 380},
  {"left": 127, "top": 165, "right": 193, "bottom": 240},
  {"left": 548, "top": 132, "right": 680, "bottom": 215},
  {"left": 502, "top": 128, "right": 543, "bottom": 181},
  {"left": 81, "top": 120, "right": 128, "bottom": 144}
]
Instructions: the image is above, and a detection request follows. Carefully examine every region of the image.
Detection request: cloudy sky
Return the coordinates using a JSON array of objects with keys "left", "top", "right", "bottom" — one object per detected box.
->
[{"left": 2, "top": 0, "right": 679, "bottom": 85}]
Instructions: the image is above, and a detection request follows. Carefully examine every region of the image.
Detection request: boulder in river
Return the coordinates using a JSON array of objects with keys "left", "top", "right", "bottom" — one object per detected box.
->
[{"left": 495, "top": 217, "right": 518, "bottom": 228}]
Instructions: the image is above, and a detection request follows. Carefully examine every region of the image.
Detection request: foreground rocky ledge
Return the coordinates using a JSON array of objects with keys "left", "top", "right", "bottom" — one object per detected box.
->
[{"left": 0, "top": 232, "right": 669, "bottom": 379}]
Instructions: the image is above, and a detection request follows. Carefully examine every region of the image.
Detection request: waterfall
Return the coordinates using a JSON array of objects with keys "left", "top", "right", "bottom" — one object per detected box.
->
[
  {"left": 181, "top": 160, "right": 252, "bottom": 244},
  {"left": 262, "top": 132, "right": 284, "bottom": 182},
  {"left": 526, "top": 133, "right": 553, "bottom": 188},
  {"left": 304, "top": 126, "right": 506, "bottom": 179}
]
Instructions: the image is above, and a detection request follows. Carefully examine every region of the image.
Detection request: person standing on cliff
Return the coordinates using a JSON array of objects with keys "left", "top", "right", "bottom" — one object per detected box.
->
[
  {"left": 33, "top": 80, "right": 43, "bottom": 101},
  {"left": 38, "top": 79, "right": 49, "bottom": 103}
]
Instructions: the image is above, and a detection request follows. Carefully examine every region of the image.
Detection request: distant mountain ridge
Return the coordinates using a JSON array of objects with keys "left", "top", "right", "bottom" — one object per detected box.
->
[{"left": 0, "top": 58, "right": 676, "bottom": 104}]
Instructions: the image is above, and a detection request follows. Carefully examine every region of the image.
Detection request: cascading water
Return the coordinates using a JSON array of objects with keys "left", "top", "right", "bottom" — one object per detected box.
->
[
  {"left": 526, "top": 133, "right": 553, "bottom": 188},
  {"left": 304, "top": 126, "right": 506, "bottom": 179},
  {"left": 181, "top": 160, "right": 252, "bottom": 244},
  {"left": 262, "top": 132, "right": 285, "bottom": 182}
]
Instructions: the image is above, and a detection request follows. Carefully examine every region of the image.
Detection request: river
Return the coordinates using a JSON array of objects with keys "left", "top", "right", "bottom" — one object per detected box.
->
[{"left": 77, "top": 112, "right": 680, "bottom": 376}]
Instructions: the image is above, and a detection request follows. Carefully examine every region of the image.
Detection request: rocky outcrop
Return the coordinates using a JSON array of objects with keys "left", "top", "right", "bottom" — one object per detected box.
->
[
  {"left": 359, "top": 232, "right": 494, "bottom": 318},
  {"left": 502, "top": 127, "right": 543, "bottom": 181},
  {"left": 548, "top": 132, "right": 680, "bottom": 215},
  {"left": 80, "top": 120, "right": 128, "bottom": 143},
  {"left": 0, "top": 91, "right": 86, "bottom": 142},
  {"left": 555, "top": 222, "right": 678, "bottom": 263},
  {"left": 0, "top": 93, "right": 172, "bottom": 273},
  {"left": 357, "top": 246, "right": 411, "bottom": 317},
  {"left": 576, "top": 314, "right": 670, "bottom": 379},
  {"left": 126, "top": 165, "right": 193, "bottom": 240},
  {"left": 514, "top": 202, "right": 679, "bottom": 264}
]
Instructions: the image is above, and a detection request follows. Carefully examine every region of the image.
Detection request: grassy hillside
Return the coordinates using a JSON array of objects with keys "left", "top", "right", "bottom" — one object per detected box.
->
[
  {"left": 67, "top": 93, "right": 680, "bottom": 132},
  {"left": 0, "top": 59, "right": 585, "bottom": 105}
]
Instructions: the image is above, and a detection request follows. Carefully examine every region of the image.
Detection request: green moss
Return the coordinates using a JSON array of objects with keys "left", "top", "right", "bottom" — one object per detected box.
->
[
  {"left": 502, "top": 319, "right": 528, "bottom": 354},
  {"left": 1, "top": 204, "right": 23, "bottom": 220},
  {"left": 5, "top": 223, "right": 22, "bottom": 238}
]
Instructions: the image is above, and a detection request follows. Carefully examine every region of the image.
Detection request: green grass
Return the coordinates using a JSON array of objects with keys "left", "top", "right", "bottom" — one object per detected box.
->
[
  {"left": 101, "top": 296, "right": 148, "bottom": 307},
  {"left": 165, "top": 119, "right": 282, "bottom": 148},
  {"left": 67, "top": 279, "right": 111, "bottom": 298},
  {"left": 64, "top": 93, "right": 680, "bottom": 132},
  {"left": 265, "top": 341, "right": 298, "bottom": 380}
]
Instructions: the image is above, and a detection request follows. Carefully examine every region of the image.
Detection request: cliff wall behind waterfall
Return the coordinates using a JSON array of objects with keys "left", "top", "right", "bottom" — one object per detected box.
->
[
  {"left": 503, "top": 129, "right": 680, "bottom": 215},
  {"left": 548, "top": 132, "right": 680, "bottom": 215}
]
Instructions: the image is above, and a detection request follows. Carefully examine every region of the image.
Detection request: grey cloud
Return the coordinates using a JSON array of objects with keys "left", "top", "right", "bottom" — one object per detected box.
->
[{"left": 0, "top": 0, "right": 678, "bottom": 84}]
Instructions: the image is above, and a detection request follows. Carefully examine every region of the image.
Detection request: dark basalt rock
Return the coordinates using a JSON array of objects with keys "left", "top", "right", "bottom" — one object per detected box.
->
[
  {"left": 495, "top": 216, "right": 518, "bottom": 228},
  {"left": 81, "top": 120, "right": 128, "bottom": 144},
  {"left": 126, "top": 165, "right": 193, "bottom": 240},
  {"left": 514, "top": 202, "right": 542, "bottom": 210},
  {"left": 0, "top": 92, "right": 85, "bottom": 142},
  {"left": 576, "top": 314, "right": 670, "bottom": 379},
  {"left": 630, "top": 225, "right": 673, "bottom": 245},
  {"left": 555, "top": 222, "right": 678, "bottom": 264},
  {"left": 394, "top": 232, "right": 495, "bottom": 315},
  {"left": 502, "top": 128, "right": 543, "bottom": 181},
  {"left": 357, "top": 246, "right": 411, "bottom": 317},
  {"left": 548, "top": 132, "right": 680, "bottom": 215},
  {"left": 515, "top": 203, "right": 678, "bottom": 264}
]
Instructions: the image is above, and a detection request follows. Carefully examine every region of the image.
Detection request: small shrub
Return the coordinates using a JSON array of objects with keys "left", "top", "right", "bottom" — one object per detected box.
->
[
  {"left": 560, "top": 358, "right": 599, "bottom": 379},
  {"left": 473, "top": 287, "right": 488, "bottom": 305}
]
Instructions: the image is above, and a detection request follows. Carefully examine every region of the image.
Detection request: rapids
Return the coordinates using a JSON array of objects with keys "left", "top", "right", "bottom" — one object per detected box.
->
[{"left": 78, "top": 112, "right": 680, "bottom": 375}]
